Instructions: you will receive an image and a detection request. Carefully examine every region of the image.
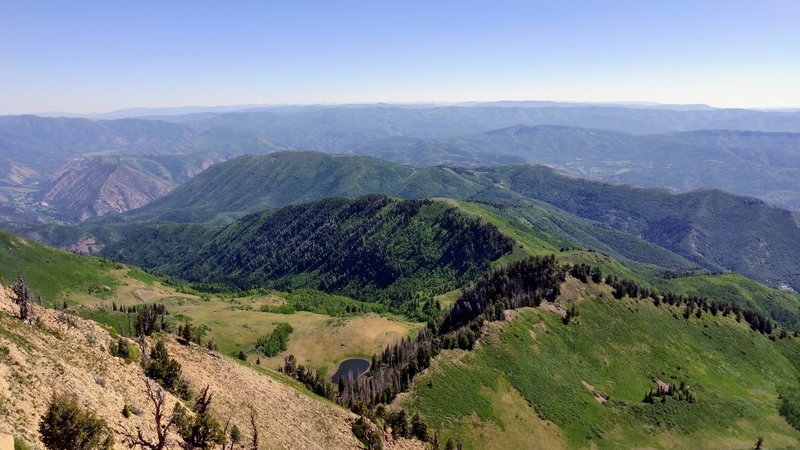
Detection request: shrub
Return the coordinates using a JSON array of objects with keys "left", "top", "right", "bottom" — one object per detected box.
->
[
  {"left": 38, "top": 393, "right": 114, "bottom": 450},
  {"left": 352, "top": 416, "right": 382, "bottom": 450},
  {"left": 110, "top": 337, "right": 139, "bottom": 363},
  {"left": 14, "top": 438, "right": 33, "bottom": 450},
  {"left": 174, "top": 386, "right": 225, "bottom": 449},
  {"left": 254, "top": 323, "right": 293, "bottom": 357},
  {"left": 145, "top": 340, "right": 183, "bottom": 394},
  {"left": 780, "top": 387, "right": 800, "bottom": 431}
]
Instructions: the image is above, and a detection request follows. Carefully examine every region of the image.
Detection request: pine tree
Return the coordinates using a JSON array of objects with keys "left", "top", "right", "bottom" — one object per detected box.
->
[{"left": 145, "top": 340, "right": 182, "bottom": 391}]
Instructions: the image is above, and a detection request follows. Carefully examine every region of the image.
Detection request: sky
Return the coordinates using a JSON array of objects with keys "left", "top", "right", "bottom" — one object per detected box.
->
[{"left": 1, "top": 0, "right": 799, "bottom": 114}]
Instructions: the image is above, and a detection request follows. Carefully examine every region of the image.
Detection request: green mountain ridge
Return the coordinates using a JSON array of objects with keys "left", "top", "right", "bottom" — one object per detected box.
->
[
  {"left": 101, "top": 195, "right": 514, "bottom": 319},
  {"left": 4, "top": 105, "right": 800, "bottom": 225},
  {"left": 98, "top": 151, "right": 800, "bottom": 293}
]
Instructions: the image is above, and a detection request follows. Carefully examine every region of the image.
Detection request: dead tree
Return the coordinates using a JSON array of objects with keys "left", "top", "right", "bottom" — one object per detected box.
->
[
  {"left": 120, "top": 378, "right": 177, "bottom": 450},
  {"left": 11, "top": 273, "right": 33, "bottom": 322},
  {"left": 249, "top": 410, "right": 259, "bottom": 450}
]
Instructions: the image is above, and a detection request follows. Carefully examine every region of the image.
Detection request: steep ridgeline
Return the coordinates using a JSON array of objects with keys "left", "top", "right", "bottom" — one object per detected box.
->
[
  {"left": 102, "top": 196, "right": 514, "bottom": 318},
  {"left": 117, "top": 151, "right": 483, "bottom": 224},
  {"left": 0, "top": 115, "right": 281, "bottom": 180},
  {"left": 0, "top": 285, "right": 379, "bottom": 450},
  {"left": 402, "top": 272, "right": 800, "bottom": 449},
  {"left": 0, "top": 115, "right": 198, "bottom": 192},
  {"left": 281, "top": 255, "right": 800, "bottom": 449},
  {"left": 108, "top": 152, "right": 800, "bottom": 293},
  {"left": 0, "top": 115, "right": 283, "bottom": 223}
]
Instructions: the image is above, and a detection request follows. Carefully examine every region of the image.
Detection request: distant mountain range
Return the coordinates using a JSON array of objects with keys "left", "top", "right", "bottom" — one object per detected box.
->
[
  {"left": 2, "top": 103, "right": 800, "bottom": 224},
  {"left": 360, "top": 125, "right": 800, "bottom": 210}
]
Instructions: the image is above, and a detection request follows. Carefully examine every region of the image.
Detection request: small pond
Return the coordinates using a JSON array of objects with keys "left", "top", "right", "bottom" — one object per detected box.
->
[{"left": 330, "top": 358, "right": 370, "bottom": 383}]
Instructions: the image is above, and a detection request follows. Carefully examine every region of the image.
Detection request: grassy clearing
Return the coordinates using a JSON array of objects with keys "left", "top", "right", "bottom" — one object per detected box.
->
[
  {"left": 0, "top": 228, "right": 423, "bottom": 378},
  {"left": 404, "top": 290, "right": 800, "bottom": 449},
  {"left": 78, "top": 281, "right": 422, "bottom": 374},
  {"left": 160, "top": 293, "right": 421, "bottom": 372}
]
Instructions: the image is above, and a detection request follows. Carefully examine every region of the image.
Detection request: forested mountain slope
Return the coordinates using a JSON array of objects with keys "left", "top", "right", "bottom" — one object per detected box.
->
[
  {"left": 402, "top": 277, "right": 800, "bottom": 449},
  {"left": 117, "top": 152, "right": 483, "bottom": 224},
  {"left": 2, "top": 207, "right": 800, "bottom": 449},
  {"left": 102, "top": 196, "right": 514, "bottom": 318},
  {"left": 478, "top": 164, "right": 800, "bottom": 291},
  {"left": 107, "top": 152, "right": 800, "bottom": 293}
]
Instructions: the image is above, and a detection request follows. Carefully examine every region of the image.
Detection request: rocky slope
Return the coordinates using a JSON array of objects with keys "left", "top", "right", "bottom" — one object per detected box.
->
[
  {"left": 0, "top": 283, "right": 420, "bottom": 449},
  {"left": 35, "top": 155, "right": 222, "bottom": 221}
]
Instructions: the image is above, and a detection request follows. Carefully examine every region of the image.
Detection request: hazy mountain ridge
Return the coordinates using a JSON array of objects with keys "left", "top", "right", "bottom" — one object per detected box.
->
[
  {"left": 356, "top": 125, "right": 800, "bottom": 210},
  {"left": 3, "top": 104, "right": 800, "bottom": 223},
  {"left": 0, "top": 115, "right": 284, "bottom": 222}
]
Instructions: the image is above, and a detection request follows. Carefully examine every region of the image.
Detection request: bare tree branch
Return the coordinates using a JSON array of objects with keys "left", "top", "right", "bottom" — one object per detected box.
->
[
  {"left": 119, "top": 378, "right": 177, "bottom": 450},
  {"left": 249, "top": 409, "right": 259, "bottom": 450}
]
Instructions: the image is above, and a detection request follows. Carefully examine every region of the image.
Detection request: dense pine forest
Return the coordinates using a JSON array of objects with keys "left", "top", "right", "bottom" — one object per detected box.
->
[{"left": 102, "top": 195, "right": 514, "bottom": 318}]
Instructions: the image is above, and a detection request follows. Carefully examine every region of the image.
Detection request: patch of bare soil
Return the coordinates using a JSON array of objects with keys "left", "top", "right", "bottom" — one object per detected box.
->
[
  {"left": 580, "top": 380, "right": 607, "bottom": 404},
  {"left": 539, "top": 302, "right": 567, "bottom": 318}
]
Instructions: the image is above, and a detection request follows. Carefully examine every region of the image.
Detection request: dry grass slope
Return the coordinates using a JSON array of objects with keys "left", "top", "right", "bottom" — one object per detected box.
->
[{"left": 0, "top": 283, "right": 423, "bottom": 449}]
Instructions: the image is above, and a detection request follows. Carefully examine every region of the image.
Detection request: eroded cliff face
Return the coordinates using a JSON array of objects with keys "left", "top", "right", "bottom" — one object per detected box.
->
[
  {"left": 38, "top": 157, "right": 173, "bottom": 220},
  {"left": 35, "top": 155, "right": 221, "bottom": 221},
  {"left": 91, "top": 165, "right": 173, "bottom": 216}
]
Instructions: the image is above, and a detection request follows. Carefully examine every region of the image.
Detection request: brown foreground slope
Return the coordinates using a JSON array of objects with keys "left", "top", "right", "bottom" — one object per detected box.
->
[{"left": 0, "top": 283, "right": 422, "bottom": 449}]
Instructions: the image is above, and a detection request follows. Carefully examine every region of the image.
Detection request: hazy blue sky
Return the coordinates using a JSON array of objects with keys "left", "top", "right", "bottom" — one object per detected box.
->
[{"left": 2, "top": 0, "right": 799, "bottom": 114}]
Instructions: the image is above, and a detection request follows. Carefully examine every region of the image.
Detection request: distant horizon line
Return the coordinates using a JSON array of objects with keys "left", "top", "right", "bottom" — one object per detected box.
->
[{"left": 12, "top": 99, "right": 800, "bottom": 119}]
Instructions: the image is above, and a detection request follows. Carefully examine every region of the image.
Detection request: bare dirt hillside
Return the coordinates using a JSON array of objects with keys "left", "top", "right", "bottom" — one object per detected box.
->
[{"left": 0, "top": 283, "right": 422, "bottom": 449}]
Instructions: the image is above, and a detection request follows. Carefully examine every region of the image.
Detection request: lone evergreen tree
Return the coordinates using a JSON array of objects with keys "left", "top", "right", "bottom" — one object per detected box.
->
[
  {"left": 145, "top": 340, "right": 182, "bottom": 391},
  {"left": 39, "top": 393, "right": 114, "bottom": 450}
]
